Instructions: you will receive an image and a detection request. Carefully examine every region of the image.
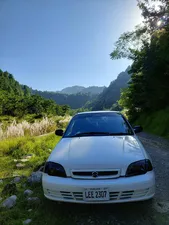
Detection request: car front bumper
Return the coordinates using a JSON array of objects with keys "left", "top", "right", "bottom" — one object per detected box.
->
[{"left": 42, "top": 171, "right": 155, "bottom": 204}]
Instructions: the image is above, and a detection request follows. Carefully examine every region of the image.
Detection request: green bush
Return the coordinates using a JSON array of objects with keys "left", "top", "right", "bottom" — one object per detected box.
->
[{"left": 134, "top": 107, "right": 169, "bottom": 138}]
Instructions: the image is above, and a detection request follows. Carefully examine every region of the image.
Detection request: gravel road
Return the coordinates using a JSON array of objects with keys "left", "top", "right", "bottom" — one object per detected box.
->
[
  {"left": 138, "top": 132, "right": 169, "bottom": 202},
  {"left": 49, "top": 132, "right": 169, "bottom": 225}
]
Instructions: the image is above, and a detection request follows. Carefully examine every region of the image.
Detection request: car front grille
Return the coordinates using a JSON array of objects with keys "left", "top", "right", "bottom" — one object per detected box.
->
[
  {"left": 71, "top": 169, "right": 120, "bottom": 179},
  {"left": 46, "top": 188, "right": 150, "bottom": 201},
  {"left": 61, "top": 191, "right": 84, "bottom": 201}
]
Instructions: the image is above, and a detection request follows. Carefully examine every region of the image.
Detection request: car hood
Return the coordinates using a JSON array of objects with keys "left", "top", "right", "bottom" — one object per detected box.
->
[{"left": 48, "top": 135, "right": 146, "bottom": 175}]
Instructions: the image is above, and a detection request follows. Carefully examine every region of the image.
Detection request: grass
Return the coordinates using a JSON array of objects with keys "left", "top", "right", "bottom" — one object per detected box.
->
[
  {"left": 134, "top": 108, "right": 169, "bottom": 138},
  {"left": 0, "top": 134, "right": 60, "bottom": 178}
]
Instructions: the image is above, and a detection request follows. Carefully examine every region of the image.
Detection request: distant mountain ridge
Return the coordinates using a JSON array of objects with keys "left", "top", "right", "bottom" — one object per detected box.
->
[
  {"left": 29, "top": 67, "right": 131, "bottom": 109},
  {"left": 0, "top": 67, "right": 131, "bottom": 110},
  {"left": 31, "top": 85, "right": 106, "bottom": 109},
  {"left": 31, "top": 89, "right": 97, "bottom": 109},
  {"left": 89, "top": 66, "right": 131, "bottom": 110},
  {"left": 60, "top": 85, "right": 105, "bottom": 95}
]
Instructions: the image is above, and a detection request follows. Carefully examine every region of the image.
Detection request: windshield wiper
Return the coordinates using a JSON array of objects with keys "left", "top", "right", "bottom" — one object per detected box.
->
[
  {"left": 70, "top": 132, "right": 111, "bottom": 137},
  {"left": 109, "top": 132, "right": 131, "bottom": 136},
  {"left": 69, "top": 132, "right": 131, "bottom": 137}
]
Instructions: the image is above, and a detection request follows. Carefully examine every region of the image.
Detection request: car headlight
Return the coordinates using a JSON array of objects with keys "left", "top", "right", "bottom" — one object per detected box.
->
[
  {"left": 44, "top": 162, "right": 67, "bottom": 177},
  {"left": 126, "top": 159, "right": 153, "bottom": 177}
]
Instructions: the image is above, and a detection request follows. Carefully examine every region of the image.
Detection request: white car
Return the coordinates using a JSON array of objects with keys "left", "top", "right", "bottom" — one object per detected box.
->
[{"left": 42, "top": 111, "right": 155, "bottom": 203}]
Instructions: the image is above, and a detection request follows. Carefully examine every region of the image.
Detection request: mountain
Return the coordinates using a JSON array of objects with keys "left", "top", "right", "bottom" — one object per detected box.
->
[
  {"left": 31, "top": 86, "right": 105, "bottom": 109},
  {"left": 81, "top": 86, "right": 105, "bottom": 94},
  {"left": 31, "top": 68, "right": 130, "bottom": 110},
  {"left": 60, "top": 86, "right": 85, "bottom": 94},
  {"left": 30, "top": 85, "right": 105, "bottom": 109},
  {"left": 0, "top": 67, "right": 131, "bottom": 113},
  {"left": 31, "top": 90, "right": 97, "bottom": 109},
  {"left": 90, "top": 66, "right": 131, "bottom": 110},
  {"left": 60, "top": 86, "right": 105, "bottom": 95}
]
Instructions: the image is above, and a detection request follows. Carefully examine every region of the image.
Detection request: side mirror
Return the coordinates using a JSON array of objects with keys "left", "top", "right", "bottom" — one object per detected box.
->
[
  {"left": 133, "top": 125, "right": 143, "bottom": 133},
  {"left": 55, "top": 129, "right": 64, "bottom": 136}
]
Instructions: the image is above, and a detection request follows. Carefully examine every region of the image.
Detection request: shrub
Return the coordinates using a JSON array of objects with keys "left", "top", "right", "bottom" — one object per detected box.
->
[
  {"left": 57, "top": 115, "right": 71, "bottom": 129},
  {"left": 6, "top": 121, "right": 25, "bottom": 138},
  {"left": 134, "top": 107, "right": 169, "bottom": 138}
]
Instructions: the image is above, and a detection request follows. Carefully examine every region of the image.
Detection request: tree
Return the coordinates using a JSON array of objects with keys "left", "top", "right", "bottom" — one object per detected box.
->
[
  {"left": 110, "top": 0, "right": 169, "bottom": 60},
  {"left": 110, "top": 0, "right": 169, "bottom": 121}
]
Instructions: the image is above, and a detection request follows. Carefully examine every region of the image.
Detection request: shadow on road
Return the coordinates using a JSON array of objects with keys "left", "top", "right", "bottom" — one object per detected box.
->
[{"left": 43, "top": 198, "right": 158, "bottom": 225}]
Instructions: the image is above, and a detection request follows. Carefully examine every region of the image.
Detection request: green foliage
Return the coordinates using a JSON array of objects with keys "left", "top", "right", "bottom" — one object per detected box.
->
[
  {"left": 110, "top": 26, "right": 148, "bottom": 60},
  {"left": 0, "top": 70, "right": 24, "bottom": 96},
  {"left": 110, "top": 0, "right": 169, "bottom": 60},
  {"left": 0, "top": 70, "right": 70, "bottom": 118},
  {"left": 119, "top": 28, "right": 169, "bottom": 122},
  {"left": 110, "top": 102, "right": 122, "bottom": 111}
]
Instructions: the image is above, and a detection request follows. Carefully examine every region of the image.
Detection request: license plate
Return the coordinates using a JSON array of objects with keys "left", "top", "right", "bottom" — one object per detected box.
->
[{"left": 83, "top": 188, "right": 109, "bottom": 201}]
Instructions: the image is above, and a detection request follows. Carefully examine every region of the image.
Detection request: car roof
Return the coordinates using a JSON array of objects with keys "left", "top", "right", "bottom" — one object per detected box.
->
[{"left": 77, "top": 111, "right": 121, "bottom": 115}]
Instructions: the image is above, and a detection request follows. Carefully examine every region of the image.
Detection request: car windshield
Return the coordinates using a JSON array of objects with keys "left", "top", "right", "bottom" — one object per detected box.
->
[{"left": 64, "top": 113, "right": 133, "bottom": 137}]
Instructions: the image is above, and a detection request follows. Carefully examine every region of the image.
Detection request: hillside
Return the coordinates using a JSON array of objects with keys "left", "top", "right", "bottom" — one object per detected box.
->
[
  {"left": 0, "top": 70, "right": 24, "bottom": 96},
  {"left": 31, "top": 89, "right": 97, "bottom": 109},
  {"left": 60, "top": 85, "right": 105, "bottom": 95},
  {"left": 90, "top": 66, "right": 131, "bottom": 110},
  {"left": 0, "top": 70, "right": 69, "bottom": 118},
  {"left": 60, "top": 86, "right": 85, "bottom": 94},
  {"left": 31, "top": 85, "right": 105, "bottom": 109}
]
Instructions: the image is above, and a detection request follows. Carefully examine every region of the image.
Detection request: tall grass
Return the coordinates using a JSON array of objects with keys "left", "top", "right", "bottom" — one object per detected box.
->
[
  {"left": 57, "top": 115, "right": 71, "bottom": 128},
  {"left": 0, "top": 123, "right": 3, "bottom": 139},
  {"left": 0, "top": 117, "right": 55, "bottom": 139},
  {"left": 0, "top": 116, "right": 71, "bottom": 140}
]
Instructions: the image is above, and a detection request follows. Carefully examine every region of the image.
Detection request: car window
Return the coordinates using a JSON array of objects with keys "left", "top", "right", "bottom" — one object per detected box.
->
[{"left": 64, "top": 113, "right": 133, "bottom": 137}]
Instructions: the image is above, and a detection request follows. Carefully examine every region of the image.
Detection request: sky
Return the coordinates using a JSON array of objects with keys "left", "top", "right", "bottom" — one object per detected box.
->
[{"left": 0, "top": 0, "right": 142, "bottom": 91}]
